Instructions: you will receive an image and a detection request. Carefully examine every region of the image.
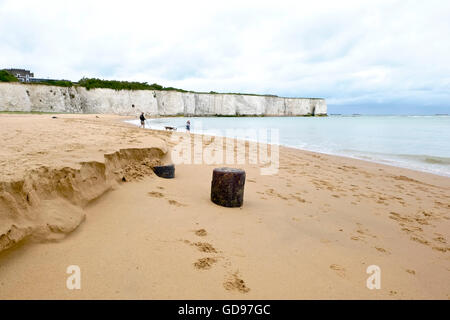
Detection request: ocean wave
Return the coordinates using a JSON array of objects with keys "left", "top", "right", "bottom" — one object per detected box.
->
[
  {"left": 341, "top": 149, "right": 450, "bottom": 166},
  {"left": 397, "top": 154, "right": 450, "bottom": 165}
]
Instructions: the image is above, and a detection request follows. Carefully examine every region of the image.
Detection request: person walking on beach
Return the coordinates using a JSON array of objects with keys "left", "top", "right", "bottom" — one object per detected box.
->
[
  {"left": 140, "top": 112, "right": 146, "bottom": 128},
  {"left": 186, "top": 120, "right": 191, "bottom": 132}
]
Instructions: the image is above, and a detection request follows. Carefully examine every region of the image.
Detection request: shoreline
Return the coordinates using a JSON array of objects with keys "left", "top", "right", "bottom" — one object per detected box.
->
[
  {"left": 124, "top": 117, "right": 450, "bottom": 179},
  {"left": 0, "top": 113, "right": 449, "bottom": 299}
]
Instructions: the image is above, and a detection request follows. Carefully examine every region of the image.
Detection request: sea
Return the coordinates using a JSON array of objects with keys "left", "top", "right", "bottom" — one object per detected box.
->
[{"left": 126, "top": 115, "right": 450, "bottom": 177}]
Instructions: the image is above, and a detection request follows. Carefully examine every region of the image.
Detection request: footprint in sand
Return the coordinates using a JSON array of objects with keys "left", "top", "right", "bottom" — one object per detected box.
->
[
  {"left": 184, "top": 237, "right": 249, "bottom": 292},
  {"left": 193, "top": 242, "right": 217, "bottom": 253},
  {"left": 183, "top": 239, "right": 218, "bottom": 254},
  {"left": 148, "top": 191, "right": 164, "bottom": 198},
  {"left": 432, "top": 246, "right": 449, "bottom": 253},
  {"left": 168, "top": 199, "right": 187, "bottom": 207},
  {"left": 355, "top": 223, "right": 377, "bottom": 239},
  {"left": 194, "top": 257, "right": 217, "bottom": 270},
  {"left": 330, "top": 264, "right": 346, "bottom": 278},
  {"left": 223, "top": 271, "right": 250, "bottom": 293},
  {"left": 410, "top": 236, "right": 430, "bottom": 246},
  {"left": 433, "top": 235, "right": 447, "bottom": 244},
  {"left": 265, "top": 188, "right": 289, "bottom": 200},
  {"left": 195, "top": 229, "right": 208, "bottom": 237},
  {"left": 375, "top": 247, "right": 390, "bottom": 254},
  {"left": 291, "top": 195, "right": 307, "bottom": 203}
]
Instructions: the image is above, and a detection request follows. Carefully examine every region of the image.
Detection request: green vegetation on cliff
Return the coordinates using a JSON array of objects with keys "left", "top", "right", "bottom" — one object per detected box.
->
[
  {"left": 0, "top": 70, "right": 19, "bottom": 82},
  {"left": 36, "top": 80, "right": 73, "bottom": 87},
  {"left": 77, "top": 78, "right": 188, "bottom": 92},
  {"left": 75, "top": 78, "right": 280, "bottom": 97},
  {"left": 0, "top": 74, "right": 322, "bottom": 99}
]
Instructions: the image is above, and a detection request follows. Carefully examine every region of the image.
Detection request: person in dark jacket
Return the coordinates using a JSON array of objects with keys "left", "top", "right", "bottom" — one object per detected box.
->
[{"left": 140, "top": 112, "right": 146, "bottom": 128}]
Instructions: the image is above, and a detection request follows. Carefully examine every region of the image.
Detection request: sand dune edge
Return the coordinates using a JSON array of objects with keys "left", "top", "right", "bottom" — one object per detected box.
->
[{"left": 0, "top": 146, "right": 167, "bottom": 252}]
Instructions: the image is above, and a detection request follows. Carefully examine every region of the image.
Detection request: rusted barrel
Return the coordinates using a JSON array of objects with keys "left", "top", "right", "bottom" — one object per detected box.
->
[
  {"left": 211, "top": 167, "right": 246, "bottom": 207},
  {"left": 153, "top": 164, "right": 175, "bottom": 179}
]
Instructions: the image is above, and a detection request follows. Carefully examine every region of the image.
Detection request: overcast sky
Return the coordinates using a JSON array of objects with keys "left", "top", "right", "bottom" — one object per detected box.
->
[{"left": 1, "top": 0, "right": 449, "bottom": 114}]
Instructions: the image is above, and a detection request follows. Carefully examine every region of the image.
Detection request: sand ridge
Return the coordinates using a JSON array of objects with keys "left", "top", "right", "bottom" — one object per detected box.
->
[{"left": 0, "top": 114, "right": 170, "bottom": 252}]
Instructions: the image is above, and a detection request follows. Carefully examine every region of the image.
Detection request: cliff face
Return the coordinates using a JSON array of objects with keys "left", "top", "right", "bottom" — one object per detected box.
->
[{"left": 0, "top": 83, "right": 327, "bottom": 116}]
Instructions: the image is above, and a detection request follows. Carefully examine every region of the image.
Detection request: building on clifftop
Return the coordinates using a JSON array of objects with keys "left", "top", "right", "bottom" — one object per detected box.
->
[{"left": 3, "top": 68, "right": 34, "bottom": 82}]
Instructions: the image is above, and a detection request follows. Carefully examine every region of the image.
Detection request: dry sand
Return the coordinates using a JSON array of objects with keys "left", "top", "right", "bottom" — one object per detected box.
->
[{"left": 0, "top": 113, "right": 449, "bottom": 299}]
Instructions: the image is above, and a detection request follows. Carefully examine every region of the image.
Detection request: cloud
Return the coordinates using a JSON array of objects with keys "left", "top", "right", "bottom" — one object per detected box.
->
[{"left": 0, "top": 0, "right": 449, "bottom": 113}]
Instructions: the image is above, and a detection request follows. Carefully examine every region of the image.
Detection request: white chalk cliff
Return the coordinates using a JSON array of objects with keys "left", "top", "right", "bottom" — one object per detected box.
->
[{"left": 0, "top": 83, "right": 327, "bottom": 116}]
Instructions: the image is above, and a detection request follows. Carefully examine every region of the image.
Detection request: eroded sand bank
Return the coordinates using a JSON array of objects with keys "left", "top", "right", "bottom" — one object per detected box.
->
[{"left": 0, "top": 114, "right": 449, "bottom": 299}]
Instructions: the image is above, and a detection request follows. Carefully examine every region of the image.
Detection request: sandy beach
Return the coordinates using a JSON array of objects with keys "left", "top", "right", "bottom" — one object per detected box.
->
[{"left": 0, "top": 113, "right": 449, "bottom": 299}]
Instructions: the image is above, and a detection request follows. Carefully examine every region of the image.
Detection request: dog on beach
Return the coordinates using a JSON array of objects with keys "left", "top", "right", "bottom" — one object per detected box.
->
[{"left": 164, "top": 126, "right": 177, "bottom": 131}]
